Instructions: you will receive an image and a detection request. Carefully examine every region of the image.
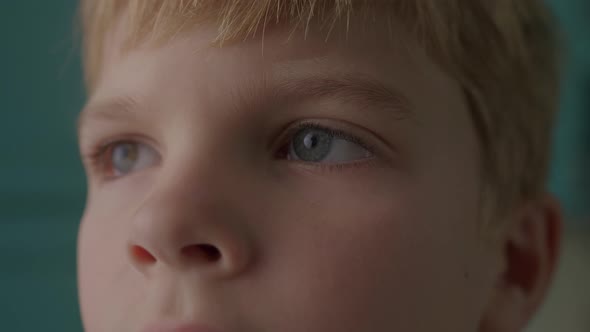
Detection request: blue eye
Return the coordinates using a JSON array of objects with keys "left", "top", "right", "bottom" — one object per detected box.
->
[
  {"left": 285, "top": 123, "right": 373, "bottom": 163},
  {"left": 90, "top": 141, "right": 159, "bottom": 179}
]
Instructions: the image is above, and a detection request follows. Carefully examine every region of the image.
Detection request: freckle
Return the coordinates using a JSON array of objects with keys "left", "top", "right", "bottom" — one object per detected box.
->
[{"left": 464, "top": 271, "right": 470, "bottom": 280}]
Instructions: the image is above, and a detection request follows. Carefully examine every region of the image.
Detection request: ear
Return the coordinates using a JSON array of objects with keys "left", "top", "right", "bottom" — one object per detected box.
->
[{"left": 479, "top": 194, "right": 563, "bottom": 332}]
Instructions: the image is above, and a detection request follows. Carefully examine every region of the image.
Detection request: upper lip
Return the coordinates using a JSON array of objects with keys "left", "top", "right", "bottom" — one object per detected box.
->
[{"left": 141, "top": 320, "right": 223, "bottom": 332}]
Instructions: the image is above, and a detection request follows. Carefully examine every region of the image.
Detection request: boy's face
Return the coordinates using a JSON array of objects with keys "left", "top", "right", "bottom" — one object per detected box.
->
[{"left": 77, "top": 15, "right": 499, "bottom": 332}]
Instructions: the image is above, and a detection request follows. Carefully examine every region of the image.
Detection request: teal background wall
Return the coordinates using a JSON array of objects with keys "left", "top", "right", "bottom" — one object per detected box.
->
[
  {"left": 1, "top": 1, "right": 86, "bottom": 330},
  {"left": 0, "top": 1, "right": 588, "bottom": 331},
  {"left": 549, "top": 0, "right": 590, "bottom": 222}
]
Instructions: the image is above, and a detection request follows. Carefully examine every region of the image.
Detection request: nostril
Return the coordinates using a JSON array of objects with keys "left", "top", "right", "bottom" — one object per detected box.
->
[
  {"left": 182, "top": 244, "right": 221, "bottom": 262},
  {"left": 131, "top": 245, "right": 156, "bottom": 264}
]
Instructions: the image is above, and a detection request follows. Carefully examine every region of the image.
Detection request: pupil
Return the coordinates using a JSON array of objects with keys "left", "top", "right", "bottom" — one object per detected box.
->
[{"left": 304, "top": 133, "right": 319, "bottom": 149}]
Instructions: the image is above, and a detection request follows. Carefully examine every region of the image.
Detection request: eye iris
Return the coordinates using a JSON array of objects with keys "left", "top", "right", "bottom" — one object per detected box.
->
[
  {"left": 292, "top": 128, "right": 333, "bottom": 162},
  {"left": 111, "top": 143, "right": 138, "bottom": 174}
]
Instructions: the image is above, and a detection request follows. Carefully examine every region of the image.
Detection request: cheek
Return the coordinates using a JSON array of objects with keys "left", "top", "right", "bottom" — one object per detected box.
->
[
  {"left": 255, "top": 170, "right": 486, "bottom": 331},
  {"left": 77, "top": 199, "right": 145, "bottom": 332}
]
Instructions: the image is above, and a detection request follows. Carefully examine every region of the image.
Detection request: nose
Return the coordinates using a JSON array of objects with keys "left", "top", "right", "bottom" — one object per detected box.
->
[{"left": 127, "top": 175, "right": 255, "bottom": 280}]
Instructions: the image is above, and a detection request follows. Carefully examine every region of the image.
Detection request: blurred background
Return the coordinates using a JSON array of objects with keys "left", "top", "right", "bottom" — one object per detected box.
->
[{"left": 0, "top": 1, "right": 588, "bottom": 331}]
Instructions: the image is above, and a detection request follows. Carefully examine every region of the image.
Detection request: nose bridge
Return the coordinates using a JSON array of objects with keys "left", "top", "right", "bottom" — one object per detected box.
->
[{"left": 127, "top": 155, "right": 254, "bottom": 278}]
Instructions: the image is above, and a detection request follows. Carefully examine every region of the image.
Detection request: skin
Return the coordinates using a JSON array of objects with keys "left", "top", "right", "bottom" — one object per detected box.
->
[{"left": 76, "top": 13, "right": 562, "bottom": 332}]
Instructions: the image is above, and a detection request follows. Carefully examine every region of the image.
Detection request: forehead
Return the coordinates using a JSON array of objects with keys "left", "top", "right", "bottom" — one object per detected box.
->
[
  {"left": 82, "top": 1, "right": 454, "bottom": 94},
  {"left": 95, "top": 11, "right": 447, "bottom": 102},
  {"left": 101, "top": 10, "right": 408, "bottom": 69}
]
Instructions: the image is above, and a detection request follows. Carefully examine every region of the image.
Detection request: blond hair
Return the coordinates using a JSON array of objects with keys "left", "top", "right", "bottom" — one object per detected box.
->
[{"left": 79, "top": 0, "right": 561, "bottom": 226}]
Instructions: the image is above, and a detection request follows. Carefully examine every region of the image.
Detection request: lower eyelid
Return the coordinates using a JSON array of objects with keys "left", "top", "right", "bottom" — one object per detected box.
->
[{"left": 287, "top": 156, "right": 381, "bottom": 174}]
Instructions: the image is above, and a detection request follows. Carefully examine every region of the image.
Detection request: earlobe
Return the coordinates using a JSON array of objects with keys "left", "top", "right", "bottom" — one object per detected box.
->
[{"left": 479, "top": 194, "right": 563, "bottom": 332}]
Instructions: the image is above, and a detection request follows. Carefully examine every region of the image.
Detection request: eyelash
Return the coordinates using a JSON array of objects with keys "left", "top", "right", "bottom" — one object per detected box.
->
[{"left": 84, "top": 121, "right": 380, "bottom": 180}]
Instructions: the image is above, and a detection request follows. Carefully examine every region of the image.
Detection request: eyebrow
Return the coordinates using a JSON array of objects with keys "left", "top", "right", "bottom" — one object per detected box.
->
[
  {"left": 272, "top": 73, "right": 413, "bottom": 118},
  {"left": 77, "top": 95, "right": 142, "bottom": 138},
  {"left": 77, "top": 73, "right": 413, "bottom": 137}
]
